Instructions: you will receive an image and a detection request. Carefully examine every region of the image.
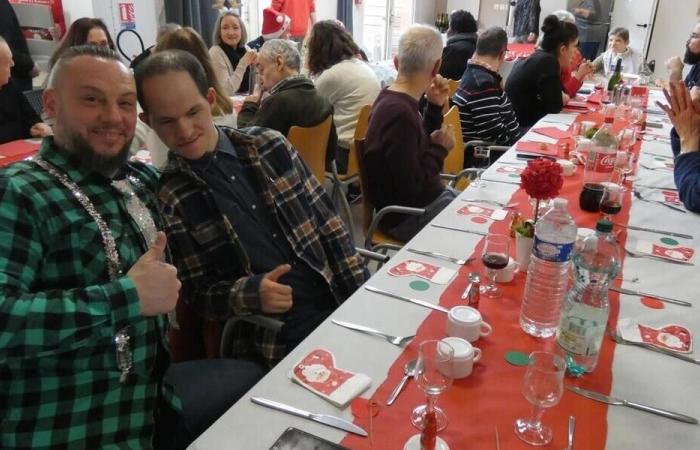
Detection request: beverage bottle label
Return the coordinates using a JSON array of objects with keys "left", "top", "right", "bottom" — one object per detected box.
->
[
  {"left": 556, "top": 302, "right": 606, "bottom": 356},
  {"left": 532, "top": 236, "right": 574, "bottom": 263},
  {"left": 589, "top": 150, "right": 616, "bottom": 173}
]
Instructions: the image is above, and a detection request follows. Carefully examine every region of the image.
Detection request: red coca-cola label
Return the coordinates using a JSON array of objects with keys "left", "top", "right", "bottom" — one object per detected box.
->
[{"left": 590, "top": 151, "right": 616, "bottom": 173}]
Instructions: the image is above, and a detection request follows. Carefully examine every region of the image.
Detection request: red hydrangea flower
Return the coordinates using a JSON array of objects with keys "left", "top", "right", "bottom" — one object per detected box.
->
[{"left": 519, "top": 158, "right": 563, "bottom": 200}]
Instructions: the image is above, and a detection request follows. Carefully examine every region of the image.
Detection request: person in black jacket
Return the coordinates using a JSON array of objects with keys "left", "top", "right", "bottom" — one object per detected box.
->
[
  {"left": 439, "top": 10, "right": 478, "bottom": 81},
  {"left": 0, "top": 37, "right": 50, "bottom": 144},
  {"left": 238, "top": 39, "right": 337, "bottom": 167},
  {"left": 505, "top": 16, "right": 579, "bottom": 128},
  {"left": 0, "top": 0, "right": 38, "bottom": 92}
]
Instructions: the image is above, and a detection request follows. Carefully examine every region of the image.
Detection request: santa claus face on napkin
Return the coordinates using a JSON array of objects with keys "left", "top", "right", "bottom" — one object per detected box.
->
[
  {"left": 651, "top": 244, "right": 694, "bottom": 262},
  {"left": 638, "top": 324, "right": 692, "bottom": 353},
  {"left": 388, "top": 260, "right": 456, "bottom": 284}
]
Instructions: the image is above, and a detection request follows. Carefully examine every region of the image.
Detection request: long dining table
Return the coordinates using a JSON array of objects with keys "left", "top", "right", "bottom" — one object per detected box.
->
[{"left": 189, "top": 87, "right": 700, "bottom": 450}]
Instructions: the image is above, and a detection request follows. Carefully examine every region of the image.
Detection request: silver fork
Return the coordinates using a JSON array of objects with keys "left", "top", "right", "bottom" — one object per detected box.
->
[
  {"left": 633, "top": 190, "right": 686, "bottom": 213},
  {"left": 406, "top": 248, "right": 474, "bottom": 265},
  {"left": 460, "top": 198, "right": 519, "bottom": 208},
  {"left": 331, "top": 320, "right": 415, "bottom": 346},
  {"left": 624, "top": 247, "right": 693, "bottom": 265},
  {"left": 608, "top": 329, "right": 700, "bottom": 364}
]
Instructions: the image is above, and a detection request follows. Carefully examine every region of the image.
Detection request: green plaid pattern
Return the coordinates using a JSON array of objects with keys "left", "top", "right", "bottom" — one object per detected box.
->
[
  {"left": 159, "top": 126, "right": 368, "bottom": 365},
  {"left": 0, "top": 139, "right": 176, "bottom": 449}
]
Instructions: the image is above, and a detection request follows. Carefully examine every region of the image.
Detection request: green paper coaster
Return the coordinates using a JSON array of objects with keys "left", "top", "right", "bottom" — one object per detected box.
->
[
  {"left": 508, "top": 173, "right": 520, "bottom": 178},
  {"left": 504, "top": 351, "right": 530, "bottom": 366},
  {"left": 660, "top": 237, "right": 678, "bottom": 246},
  {"left": 409, "top": 280, "right": 430, "bottom": 291}
]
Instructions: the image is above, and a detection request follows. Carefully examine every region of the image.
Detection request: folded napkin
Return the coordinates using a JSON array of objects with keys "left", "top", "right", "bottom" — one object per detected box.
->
[
  {"left": 532, "top": 126, "right": 572, "bottom": 140},
  {"left": 618, "top": 318, "right": 692, "bottom": 353},
  {"left": 515, "top": 140, "right": 559, "bottom": 157},
  {"left": 290, "top": 349, "right": 371, "bottom": 408}
]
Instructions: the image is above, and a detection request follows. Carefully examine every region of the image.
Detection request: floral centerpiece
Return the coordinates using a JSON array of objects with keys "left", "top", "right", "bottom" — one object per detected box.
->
[{"left": 516, "top": 157, "right": 564, "bottom": 237}]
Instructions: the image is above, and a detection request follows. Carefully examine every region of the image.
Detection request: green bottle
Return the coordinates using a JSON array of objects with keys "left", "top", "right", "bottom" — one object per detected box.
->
[{"left": 607, "top": 58, "right": 622, "bottom": 92}]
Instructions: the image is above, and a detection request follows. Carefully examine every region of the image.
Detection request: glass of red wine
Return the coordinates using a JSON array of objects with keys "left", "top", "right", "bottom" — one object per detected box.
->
[
  {"left": 480, "top": 233, "right": 510, "bottom": 299},
  {"left": 600, "top": 183, "right": 623, "bottom": 220}
]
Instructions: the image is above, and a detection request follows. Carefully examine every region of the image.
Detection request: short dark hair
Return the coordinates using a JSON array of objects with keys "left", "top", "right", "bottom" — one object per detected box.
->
[
  {"left": 610, "top": 27, "right": 630, "bottom": 43},
  {"left": 449, "top": 10, "right": 478, "bottom": 34},
  {"left": 476, "top": 27, "right": 508, "bottom": 57},
  {"left": 135, "top": 49, "right": 209, "bottom": 114},
  {"left": 540, "top": 15, "right": 579, "bottom": 53},
  {"left": 306, "top": 20, "right": 360, "bottom": 76},
  {"left": 47, "top": 44, "right": 123, "bottom": 88}
]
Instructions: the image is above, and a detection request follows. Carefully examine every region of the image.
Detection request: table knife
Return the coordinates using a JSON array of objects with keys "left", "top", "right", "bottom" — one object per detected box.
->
[
  {"left": 364, "top": 285, "right": 449, "bottom": 313},
  {"left": 250, "top": 397, "right": 368, "bottom": 436},
  {"left": 614, "top": 223, "right": 693, "bottom": 240},
  {"left": 567, "top": 386, "right": 698, "bottom": 424},
  {"left": 430, "top": 224, "right": 487, "bottom": 237},
  {"left": 609, "top": 286, "right": 692, "bottom": 307}
]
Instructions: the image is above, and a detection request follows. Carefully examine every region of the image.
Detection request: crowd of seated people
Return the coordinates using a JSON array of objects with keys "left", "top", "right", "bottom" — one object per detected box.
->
[{"left": 2, "top": 3, "right": 699, "bottom": 448}]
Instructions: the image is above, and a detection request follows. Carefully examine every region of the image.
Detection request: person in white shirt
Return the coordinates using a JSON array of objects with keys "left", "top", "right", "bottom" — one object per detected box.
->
[
  {"left": 209, "top": 11, "right": 256, "bottom": 94},
  {"left": 306, "top": 20, "right": 380, "bottom": 174},
  {"left": 593, "top": 27, "right": 641, "bottom": 76}
]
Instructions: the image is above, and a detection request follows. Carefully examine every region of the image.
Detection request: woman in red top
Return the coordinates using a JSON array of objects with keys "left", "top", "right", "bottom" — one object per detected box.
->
[{"left": 552, "top": 10, "right": 594, "bottom": 98}]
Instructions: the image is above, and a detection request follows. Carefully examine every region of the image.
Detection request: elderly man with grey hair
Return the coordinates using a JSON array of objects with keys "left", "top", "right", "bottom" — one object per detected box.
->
[
  {"left": 238, "top": 38, "right": 336, "bottom": 161},
  {"left": 363, "top": 25, "right": 456, "bottom": 241}
]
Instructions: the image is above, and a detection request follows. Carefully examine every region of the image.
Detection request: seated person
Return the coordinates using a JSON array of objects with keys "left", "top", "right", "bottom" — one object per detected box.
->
[
  {"left": 135, "top": 50, "right": 368, "bottom": 366},
  {"left": 0, "top": 36, "right": 51, "bottom": 144},
  {"left": 48, "top": 17, "right": 116, "bottom": 70},
  {"left": 238, "top": 39, "right": 336, "bottom": 160},
  {"left": 592, "top": 27, "right": 641, "bottom": 76},
  {"left": 209, "top": 11, "right": 256, "bottom": 95},
  {"left": 439, "top": 9, "right": 478, "bottom": 81},
  {"left": 451, "top": 27, "right": 521, "bottom": 146},
  {"left": 505, "top": 15, "right": 579, "bottom": 127},
  {"left": 247, "top": 7, "right": 291, "bottom": 51},
  {"left": 666, "top": 22, "right": 700, "bottom": 86},
  {"left": 363, "top": 25, "right": 456, "bottom": 242},
  {"left": 660, "top": 80, "right": 700, "bottom": 212},
  {"left": 551, "top": 9, "right": 594, "bottom": 98}
]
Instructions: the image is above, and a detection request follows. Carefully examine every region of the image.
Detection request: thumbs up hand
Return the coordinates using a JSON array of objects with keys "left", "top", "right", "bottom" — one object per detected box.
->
[
  {"left": 127, "top": 232, "right": 181, "bottom": 316},
  {"left": 259, "top": 264, "right": 293, "bottom": 313}
]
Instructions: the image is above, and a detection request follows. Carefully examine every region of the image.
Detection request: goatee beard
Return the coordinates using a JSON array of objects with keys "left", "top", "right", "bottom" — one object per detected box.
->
[
  {"left": 64, "top": 132, "right": 132, "bottom": 178},
  {"left": 684, "top": 45, "right": 700, "bottom": 65}
]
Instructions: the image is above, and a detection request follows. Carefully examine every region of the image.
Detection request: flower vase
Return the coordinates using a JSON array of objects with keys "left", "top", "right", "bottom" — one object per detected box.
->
[
  {"left": 528, "top": 197, "right": 552, "bottom": 221},
  {"left": 515, "top": 233, "right": 534, "bottom": 271}
]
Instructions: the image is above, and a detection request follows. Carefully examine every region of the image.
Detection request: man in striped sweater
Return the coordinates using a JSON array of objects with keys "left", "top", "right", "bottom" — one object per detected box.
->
[{"left": 452, "top": 27, "right": 521, "bottom": 148}]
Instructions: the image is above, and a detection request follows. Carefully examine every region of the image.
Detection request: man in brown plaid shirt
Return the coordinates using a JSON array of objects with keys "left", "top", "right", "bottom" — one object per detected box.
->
[{"left": 136, "top": 50, "right": 368, "bottom": 367}]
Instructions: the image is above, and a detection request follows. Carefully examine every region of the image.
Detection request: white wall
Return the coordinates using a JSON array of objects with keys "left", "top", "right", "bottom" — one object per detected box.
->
[
  {"left": 647, "top": 0, "right": 699, "bottom": 73},
  {"left": 416, "top": 0, "right": 439, "bottom": 24},
  {"left": 61, "top": 0, "right": 94, "bottom": 24}
]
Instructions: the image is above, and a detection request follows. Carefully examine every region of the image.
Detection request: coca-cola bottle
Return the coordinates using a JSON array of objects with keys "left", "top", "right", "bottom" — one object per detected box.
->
[{"left": 579, "top": 117, "right": 618, "bottom": 212}]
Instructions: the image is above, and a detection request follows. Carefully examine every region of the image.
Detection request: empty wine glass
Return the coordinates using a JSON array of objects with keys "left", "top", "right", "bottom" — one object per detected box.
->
[
  {"left": 617, "top": 127, "right": 637, "bottom": 151},
  {"left": 600, "top": 183, "right": 623, "bottom": 220},
  {"left": 514, "top": 351, "right": 566, "bottom": 446},
  {"left": 410, "top": 340, "right": 454, "bottom": 432},
  {"left": 471, "top": 146, "right": 491, "bottom": 187},
  {"left": 613, "top": 150, "right": 634, "bottom": 190},
  {"left": 480, "top": 233, "right": 510, "bottom": 299}
]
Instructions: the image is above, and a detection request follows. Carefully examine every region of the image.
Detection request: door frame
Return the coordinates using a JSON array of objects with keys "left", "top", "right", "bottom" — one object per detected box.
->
[{"left": 610, "top": 0, "right": 660, "bottom": 60}]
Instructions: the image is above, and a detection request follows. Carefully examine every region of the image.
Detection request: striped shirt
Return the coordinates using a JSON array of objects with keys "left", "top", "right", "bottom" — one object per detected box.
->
[{"left": 452, "top": 63, "right": 521, "bottom": 146}]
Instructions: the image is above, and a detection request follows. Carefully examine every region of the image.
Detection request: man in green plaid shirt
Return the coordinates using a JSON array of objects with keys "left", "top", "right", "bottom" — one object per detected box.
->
[{"left": 0, "top": 46, "right": 262, "bottom": 449}]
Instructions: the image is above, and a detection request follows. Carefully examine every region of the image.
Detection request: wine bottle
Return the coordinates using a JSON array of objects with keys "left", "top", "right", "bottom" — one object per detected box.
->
[{"left": 607, "top": 58, "right": 622, "bottom": 92}]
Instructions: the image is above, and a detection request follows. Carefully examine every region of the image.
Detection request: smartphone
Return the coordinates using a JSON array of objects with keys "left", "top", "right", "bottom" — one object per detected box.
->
[
  {"left": 269, "top": 427, "right": 350, "bottom": 450},
  {"left": 578, "top": 88, "right": 592, "bottom": 95}
]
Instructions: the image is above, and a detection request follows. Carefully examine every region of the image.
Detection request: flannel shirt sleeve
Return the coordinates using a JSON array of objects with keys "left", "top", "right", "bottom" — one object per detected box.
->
[
  {"left": 283, "top": 138, "right": 368, "bottom": 299},
  {"left": 0, "top": 175, "right": 141, "bottom": 358},
  {"left": 159, "top": 186, "right": 264, "bottom": 320}
]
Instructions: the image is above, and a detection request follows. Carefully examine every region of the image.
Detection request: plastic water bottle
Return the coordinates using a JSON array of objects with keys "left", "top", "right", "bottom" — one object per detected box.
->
[
  {"left": 519, "top": 198, "right": 577, "bottom": 338},
  {"left": 556, "top": 219, "right": 620, "bottom": 374}
]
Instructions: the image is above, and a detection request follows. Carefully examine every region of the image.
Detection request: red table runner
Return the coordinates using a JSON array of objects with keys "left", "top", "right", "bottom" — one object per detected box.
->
[
  {"left": 342, "top": 96, "right": 646, "bottom": 449},
  {"left": 0, "top": 139, "right": 40, "bottom": 167}
]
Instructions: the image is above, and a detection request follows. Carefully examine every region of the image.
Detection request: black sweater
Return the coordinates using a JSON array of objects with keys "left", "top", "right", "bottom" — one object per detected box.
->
[
  {"left": 505, "top": 49, "right": 563, "bottom": 127},
  {"left": 0, "top": 80, "right": 40, "bottom": 144}
]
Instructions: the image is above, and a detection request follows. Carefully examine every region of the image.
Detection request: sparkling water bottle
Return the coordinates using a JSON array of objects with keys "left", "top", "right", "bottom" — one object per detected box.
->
[
  {"left": 556, "top": 219, "right": 620, "bottom": 374},
  {"left": 519, "top": 198, "right": 577, "bottom": 338}
]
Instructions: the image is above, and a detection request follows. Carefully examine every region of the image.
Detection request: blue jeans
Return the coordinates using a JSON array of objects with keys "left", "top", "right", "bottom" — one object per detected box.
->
[{"left": 156, "top": 358, "right": 265, "bottom": 449}]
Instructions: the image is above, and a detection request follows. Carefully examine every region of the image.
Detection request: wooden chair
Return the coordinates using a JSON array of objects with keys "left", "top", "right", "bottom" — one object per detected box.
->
[
  {"left": 441, "top": 106, "right": 478, "bottom": 190},
  {"left": 443, "top": 79, "right": 460, "bottom": 114},
  {"left": 354, "top": 138, "right": 425, "bottom": 254},
  {"left": 287, "top": 116, "right": 333, "bottom": 183}
]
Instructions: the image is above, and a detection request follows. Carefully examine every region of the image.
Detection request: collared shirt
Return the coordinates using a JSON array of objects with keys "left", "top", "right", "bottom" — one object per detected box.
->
[
  {"left": 189, "top": 130, "right": 334, "bottom": 336},
  {"left": 159, "top": 126, "right": 368, "bottom": 365},
  {"left": 0, "top": 138, "right": 176, "bottom": 448}
]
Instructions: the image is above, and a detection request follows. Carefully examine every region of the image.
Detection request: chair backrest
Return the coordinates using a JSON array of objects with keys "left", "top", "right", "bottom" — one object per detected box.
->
[
  {"left": 353, "top": 138, "right": 374, "bottom": 232},
  {"left": 447, "top": 78, "right": 459, "bottom": 97},
  {"left": 287, "top": 115, "right": 333, "bottom": 183},
  {"left": 23, "top": 89, "right": 44, "bottom": 117},
  {"left": 442, "top": 106, "right": 465, "bottom": 174},
  {"left": 345, "top": 104, "right": 372, "bottom": 177}
]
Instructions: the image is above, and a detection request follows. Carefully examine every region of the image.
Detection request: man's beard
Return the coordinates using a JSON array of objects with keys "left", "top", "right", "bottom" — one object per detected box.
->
[
  {"left": 65, "top": 131, "right": 132, "bottom": 178},
  {"left": 684, "top": 44, "right": 700, "bottom": 65}
]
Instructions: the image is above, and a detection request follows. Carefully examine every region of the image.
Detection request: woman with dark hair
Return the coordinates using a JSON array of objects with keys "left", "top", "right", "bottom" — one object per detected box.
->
[
  {"left": 48, "top": 18, "right": 115, "bottom": 69},
  {"left": 439, "top": 9, "right": 478, "bottom": 80},
  {"left": 505, "top": 15, "right": 579, "bottom": 127},
  {"left": 146, "top": 27, "right": 236, "bottom": 168},
  {"left": 209, "top": 11, "right": 256, "bottom": 94},
  {"left": 306, "top": 20, "right": 380, "bottom": 173}
]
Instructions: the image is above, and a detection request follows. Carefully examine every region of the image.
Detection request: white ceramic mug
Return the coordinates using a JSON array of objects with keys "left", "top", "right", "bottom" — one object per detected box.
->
[
  {"left": 495, "top": 257, "right": 519, "bottom": 283},
  {"left": 440, "top": 337, "right": 482, "bottom": 379},
  {"left": 557, "top": 158, "right": 576, "bottom": 176},
  {"left": 447, "top": 306, "right": 493, "bottom": 343}
]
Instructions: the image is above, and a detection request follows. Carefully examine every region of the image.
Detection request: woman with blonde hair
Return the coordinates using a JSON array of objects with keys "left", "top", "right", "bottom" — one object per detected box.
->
[
  {"left": 209, "top": 11, "right": 256, "bottom": 94},
  {"left": 143, "top": 27, "right": 237, "bottom": 167}
]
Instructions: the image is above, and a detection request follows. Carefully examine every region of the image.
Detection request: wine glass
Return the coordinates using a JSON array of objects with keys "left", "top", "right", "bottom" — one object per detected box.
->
[
  {"left": 617, "top": 126, "right": 637, "bottom": 152},
  {"left": 514, "top": 351, "right": 566, "bottom": 446},
  {"left": 480, "top": 233, "right": 510, "bottom": 299},
  {"left": 471, "top": 146, "right": 491, "bottom": 188},
  {"left": 410, "top": 340, "right": 454, "bottom": 432},
  {"left": 613, "top": 150, "right": 634, "bottom": 190},
  {"left": 600, "top": 183, "right": 623, "bottom": 220}
]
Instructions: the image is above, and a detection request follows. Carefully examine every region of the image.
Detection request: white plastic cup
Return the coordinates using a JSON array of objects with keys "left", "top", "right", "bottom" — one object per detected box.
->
[{"left": 447, "top": 306, "right": 493, "bottom": 343}]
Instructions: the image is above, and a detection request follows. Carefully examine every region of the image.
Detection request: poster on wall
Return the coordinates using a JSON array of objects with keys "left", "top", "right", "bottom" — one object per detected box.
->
[
  {"left": 9, "top": 0, "right": 66, "bottom": 40},
  {"left": 118, "top": 1, "right": 136, "bottom": 30}
]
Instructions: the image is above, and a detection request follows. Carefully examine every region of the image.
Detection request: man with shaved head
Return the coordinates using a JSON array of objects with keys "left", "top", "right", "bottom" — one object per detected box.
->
[{"left": 0, "top": 45, "right": 262, "bottom": 449}]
